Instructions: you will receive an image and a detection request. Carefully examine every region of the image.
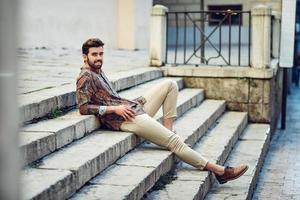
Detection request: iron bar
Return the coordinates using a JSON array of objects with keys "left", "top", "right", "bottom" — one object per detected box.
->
[
  {"left": 175, "top": 13, "right": 178, "bottom": 64},
  {"left": 165, "top": 13, "right": 169, "bottom": 64},
  {"left": 238, "top": 13, "right": 241, "bottom": 65},
  {"left": 193, "top": 21, "right": 196, "bottom": 53},
  {"left": 248, "top": 12, "right": 251, "bottom": 66},
  {"left": 228, "top": 11, "right": 232, "bottom": 65},
  {"left": 219, "top": 18, "right": 222, "bottom": 56},
  {"left": 201, "top": 13, "right": 205, "bottom": 63},
  {"left": 184, "top": 13, "right": 187, "bottom": 64}
]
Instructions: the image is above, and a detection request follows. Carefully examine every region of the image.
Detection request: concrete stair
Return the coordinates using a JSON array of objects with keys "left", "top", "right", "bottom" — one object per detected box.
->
[
  {"left": 204, "top": 124, "right": 270, "bottom": 200},
  {"left": 144, "top": 111, "right": 247, "bottom": 200},
  {"left": 20, "top": 67, "right": 272, "bottom": 200},
  {"left": 19, "top": 68, "right": 162, "bottom": 124},
  {"left": 144, "top": 124, "right": 270, "bottom": 200},
  {"left": 20, "top": 76, "right": 183, "bottom": 166},
  {"left": 21, "top": 83, "right": 204, "bottom": 199},
  {"left": 69, "top": 100, "right": 227, "bottom": 200}
]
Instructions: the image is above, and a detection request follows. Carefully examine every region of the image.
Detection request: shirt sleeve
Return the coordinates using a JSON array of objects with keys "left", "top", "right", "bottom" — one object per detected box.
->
[{"left": 76, "top": 74, "right": 94, "bottom": 107}]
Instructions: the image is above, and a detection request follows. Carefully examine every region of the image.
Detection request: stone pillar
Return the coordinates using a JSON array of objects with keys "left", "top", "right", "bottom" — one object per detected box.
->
[
  {"left": 149, "top": 5, "right": 168, "bottom": 67},
  {"left": 0, "top": 0, "right": 20, "bottom": 200},
  {"left": 251, "top": 5, "right": 272, "bottom": 68},
  {"left": 271, "top": 11, "right": 281, "bottom": 59}
]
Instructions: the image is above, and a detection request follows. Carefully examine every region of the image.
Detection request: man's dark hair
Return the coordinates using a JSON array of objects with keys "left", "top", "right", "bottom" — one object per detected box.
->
[{"left": 82, "top": 38, "right": 104, "bottom": 55}]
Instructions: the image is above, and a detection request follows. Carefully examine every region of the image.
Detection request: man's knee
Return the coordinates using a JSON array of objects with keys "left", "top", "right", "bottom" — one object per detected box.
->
[
  {"left": 165, "top": 79, "right": 178, "bottom": 92},
  {"left": 166, "top": 133, "right": 186, "bottom": 152}
]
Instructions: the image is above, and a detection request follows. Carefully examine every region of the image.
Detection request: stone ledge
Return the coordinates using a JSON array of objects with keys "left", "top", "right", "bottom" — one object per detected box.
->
[{"left": 162, "top": 65, "right": 277, "bottom": 79}]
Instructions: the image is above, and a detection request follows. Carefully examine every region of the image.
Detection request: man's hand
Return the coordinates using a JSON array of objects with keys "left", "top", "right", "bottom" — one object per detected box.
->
[{"left": 114, "top": 105, "right": 136, "bottom": 121}]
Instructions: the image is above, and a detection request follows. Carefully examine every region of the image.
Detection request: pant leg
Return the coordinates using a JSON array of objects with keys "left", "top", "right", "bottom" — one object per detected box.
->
[
  {"left": 142, "top": 79, "right": 178, "bottom": 118},
  {"left": 120, "top": 114, "right": 208, "bottom": 170}
]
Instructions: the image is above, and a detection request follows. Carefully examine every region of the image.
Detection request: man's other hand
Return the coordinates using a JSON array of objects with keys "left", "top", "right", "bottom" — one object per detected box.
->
[{"left": 114, "top": 105, "right": 136, "bottom": 121}]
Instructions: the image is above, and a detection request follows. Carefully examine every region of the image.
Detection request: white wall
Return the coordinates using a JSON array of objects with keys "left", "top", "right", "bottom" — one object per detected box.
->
[
  {"left": 135, "top": 0, "right": 153, "bottom": 49},
  {"left": 18, "top": 0, "right": 118, "bottom": 49}
]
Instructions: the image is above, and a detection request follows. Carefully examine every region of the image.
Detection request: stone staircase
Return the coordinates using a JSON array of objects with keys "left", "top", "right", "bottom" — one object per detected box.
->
[{"left": 20, "top": 67, "right": 270, "bottom": 200}]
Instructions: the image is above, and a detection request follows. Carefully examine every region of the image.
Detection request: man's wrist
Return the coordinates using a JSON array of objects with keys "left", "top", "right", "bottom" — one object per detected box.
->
[{"left": 98, "top": 106, "right": 107, "bottom": 115}]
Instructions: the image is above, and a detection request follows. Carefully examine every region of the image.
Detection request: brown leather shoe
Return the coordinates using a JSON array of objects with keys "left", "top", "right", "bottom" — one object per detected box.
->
[{"left": 215, "top": 165, "right": 248, "bottom": 184}]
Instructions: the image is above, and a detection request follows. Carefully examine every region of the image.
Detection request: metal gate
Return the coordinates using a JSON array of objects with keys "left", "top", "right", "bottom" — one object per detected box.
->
[{"left": 165, "top": 10, "right": 251, "bottom": 66}]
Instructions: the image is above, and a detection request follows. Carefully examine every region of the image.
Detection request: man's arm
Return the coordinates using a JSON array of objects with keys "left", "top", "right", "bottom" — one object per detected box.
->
[{"left": 79, "top": 104, "right": 136, "bottom": 121}]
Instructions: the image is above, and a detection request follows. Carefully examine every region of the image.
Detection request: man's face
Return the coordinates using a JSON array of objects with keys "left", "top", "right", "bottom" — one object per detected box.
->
[{"left": 84, "top": 47, "right": 104, "bottom": 70}]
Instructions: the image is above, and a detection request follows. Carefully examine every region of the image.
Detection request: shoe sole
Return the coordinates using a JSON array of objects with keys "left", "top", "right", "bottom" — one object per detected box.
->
[{"left": 218, "top": 165, "right": 249, "bottom": 184}]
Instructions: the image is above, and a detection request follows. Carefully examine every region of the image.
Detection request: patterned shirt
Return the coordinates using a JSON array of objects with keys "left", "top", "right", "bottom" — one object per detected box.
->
[{"left": 76, "top": 67, "right": 145, "bottom": 130}]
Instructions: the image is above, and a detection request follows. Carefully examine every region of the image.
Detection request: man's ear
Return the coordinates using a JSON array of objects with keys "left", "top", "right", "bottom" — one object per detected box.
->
[{"left": 82, "top": 54, "right": 87, "bottom": 62}]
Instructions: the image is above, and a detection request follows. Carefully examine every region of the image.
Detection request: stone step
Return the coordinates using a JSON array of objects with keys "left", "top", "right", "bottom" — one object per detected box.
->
[
  {"left": 69, "top": 100, "right": 227, "bottom": 200},
  {"left": 21, "top": 88, "right": 204, "bottom": 200},
  {"left": 19, "top": 68, "right": 162, "bottom": 124},
  {"left": 204, "top": 124, "right": 270, "bottom": 200},
  {"left": 20, "top": 77, "right": 183, "bottom": 166},
  {"left": 144, "top": 112, "right": 248, "bottom": 200}
]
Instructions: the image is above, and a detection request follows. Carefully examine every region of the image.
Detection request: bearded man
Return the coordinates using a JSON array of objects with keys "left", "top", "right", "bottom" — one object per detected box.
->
[{"left": 76, "top": 38, "right": 248, "bottom": 184}]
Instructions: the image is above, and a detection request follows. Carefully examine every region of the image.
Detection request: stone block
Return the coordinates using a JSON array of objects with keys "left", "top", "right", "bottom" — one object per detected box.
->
[
  {"left": 249, "top": 79, "right": 264, "bottom": 103},
  {"left": 37, "top": 131, "right": 138, "bottom": 189},
  {"left": 38, "top": 97, "right": 58, "bottom": 118},
  {"left": 117, "top": 148, "right": 172, "bottom": 167},
  {"left": 263, "top": 79, "right": 271, "bottom": 103},
  {"left": 184, "top": 77, "right": 249, "bottom": 103},
  {"left": 22, "top": 168, "right": 76, "bottom": 200},
  {"left": 20, "top": 131, "right": 56, "bottom": 165},
  {"left": 23, "top": 103, "right": 39, "bottom": 122},
  {"left": 248, "top": 103, "right": 270, "bottom": 123},
  {"left": 226, "top": 102, "right": 249, "bottom": 112}
]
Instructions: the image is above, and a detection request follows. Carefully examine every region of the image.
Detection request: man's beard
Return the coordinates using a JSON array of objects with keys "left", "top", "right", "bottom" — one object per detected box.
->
[{"left": 87, "top": 58, "right": 102, "bottom": 70}]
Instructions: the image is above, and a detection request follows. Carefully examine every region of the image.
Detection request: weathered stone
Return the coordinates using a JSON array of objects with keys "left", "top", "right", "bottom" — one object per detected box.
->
[
  {"left": 20, "top": 131, "right": 56, "bottom": 165},
  {"left": 249, "top": 79, "right": 264, "bottom": 103},
  {"left": 20, "top": 77, "right": 188, "bottom": 166},
  {"left": 226, "top": 102, "right": 249, "bottom": 112},
  {"left": 205, "top": 123, "right": 270, "bottom": 200},
  {"left": 22, "top": 168, "right": 76, "bottom": 200},
  {"left": 71, "top": 100, "right": 226, "bottom": 200},
  {"left": 163, "top": 66, "right": 276, "bottom": 79},
  {"left": 184, "top": 77, "right": 249, "bottom": 103},
  {"left": 248, "top": 103, "right": 270, "bottom": 123},
  {"left": 19, "top": 68, "right": 163, "bottom": 123},
  {"left": 22, "top": 88, "right": 205, "bottom": 199},
  {"left": 145, "top": 112, "right": 248, "bottom": 200}
]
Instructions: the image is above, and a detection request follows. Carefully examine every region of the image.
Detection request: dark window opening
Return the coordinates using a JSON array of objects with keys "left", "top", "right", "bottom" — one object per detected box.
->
[{"left": 208, "top": 5, "right": 242, "bottom": 26}]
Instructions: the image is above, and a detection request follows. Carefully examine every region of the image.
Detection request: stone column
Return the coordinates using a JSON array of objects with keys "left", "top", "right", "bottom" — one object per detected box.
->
[
  {"left": 149, "top": 5, "right": 168, "bottom": 67},
  {"left": 251, "top": 5, "right": 272, "bottom": 68},
  {"left": 271, "top": 11, "right": 281, "bottom": 59},
  {"left": 0, "top": 0, "right": 20, "bottom": 200}
]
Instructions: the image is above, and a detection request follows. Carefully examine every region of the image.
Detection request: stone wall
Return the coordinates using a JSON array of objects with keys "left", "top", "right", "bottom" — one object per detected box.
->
[{"left": 163, "top": 66, "right": 283, "bottom": 134}]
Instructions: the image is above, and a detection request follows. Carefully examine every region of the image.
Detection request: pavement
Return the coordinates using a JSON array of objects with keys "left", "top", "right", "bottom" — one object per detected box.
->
[{"left": 252, "top": 84, "right": 300, "bottom": 200}]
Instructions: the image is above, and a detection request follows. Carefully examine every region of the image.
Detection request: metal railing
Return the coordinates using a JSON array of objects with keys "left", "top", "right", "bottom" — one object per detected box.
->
[{"left": 165, "top": 10, "right": 251, "bottom": 66}]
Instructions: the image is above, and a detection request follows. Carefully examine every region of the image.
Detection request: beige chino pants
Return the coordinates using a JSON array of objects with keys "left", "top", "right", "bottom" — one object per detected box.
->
[{"left": 120, "top": 79, "right": 208, "bottom": 170}]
